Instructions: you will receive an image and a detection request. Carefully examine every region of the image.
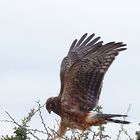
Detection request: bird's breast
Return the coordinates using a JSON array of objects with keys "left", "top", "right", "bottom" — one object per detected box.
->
[{"left": 61, "top": 111, "right": 91, "bottom": 130}]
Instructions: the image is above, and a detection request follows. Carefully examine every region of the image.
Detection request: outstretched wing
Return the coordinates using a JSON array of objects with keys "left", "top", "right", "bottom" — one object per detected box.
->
[{"left": 59, "top": 33, "right": 126, "bottom": 112}]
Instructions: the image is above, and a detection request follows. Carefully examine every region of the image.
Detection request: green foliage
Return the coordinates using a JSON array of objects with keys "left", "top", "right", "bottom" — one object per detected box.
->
[
  {"left": 136, "top": 124, "right": 140, "bottom": 140},
  {"left": 1, "top": 127, "right": 28, "bottom": 140}
]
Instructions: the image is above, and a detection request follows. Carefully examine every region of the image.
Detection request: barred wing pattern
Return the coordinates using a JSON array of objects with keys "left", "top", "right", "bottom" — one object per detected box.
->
[{"left": 59, "top": 33, "right": 126, "bottom": 112}]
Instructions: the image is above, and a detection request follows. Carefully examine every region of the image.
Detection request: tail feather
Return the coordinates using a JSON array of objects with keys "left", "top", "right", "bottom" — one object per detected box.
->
[
  {"left": 93, "top": 113, "right": 130, "bottom": 124},
  {"left": 95, "top": 113, "right": 128, "bottom": 119},
  {"left": 106, "top": 118, "right": 130, "bottom": 124}
]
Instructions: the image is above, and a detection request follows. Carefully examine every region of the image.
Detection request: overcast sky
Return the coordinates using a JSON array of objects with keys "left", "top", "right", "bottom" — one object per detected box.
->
[{"left": 0, "top": 0, "right": 140, "bottom": 138}]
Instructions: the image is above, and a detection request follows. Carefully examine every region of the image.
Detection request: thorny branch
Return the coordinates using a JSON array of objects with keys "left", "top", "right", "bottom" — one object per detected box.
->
[
  {"left": 0, "top": 103, "right": 137, "bottom": 140},
  {"left": 116, "top": 104, "right": 133, "bottom": 140}
]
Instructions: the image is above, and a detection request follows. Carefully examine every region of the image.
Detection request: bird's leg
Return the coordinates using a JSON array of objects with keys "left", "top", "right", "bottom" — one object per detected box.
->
[
  {"left": 80, "top": 130, "right": 86, "bottom": 140},
  {"left": 72, "top": 130, "right": 85, "bottom": 140},
  {"left": 53, "top": 120, "right": 67, "bottom": 140}
]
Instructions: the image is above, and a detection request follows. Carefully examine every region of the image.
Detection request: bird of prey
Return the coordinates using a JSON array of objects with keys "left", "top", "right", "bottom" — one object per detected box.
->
[{"left": 46, "top": 33, "right": 129, "bottom": 139}]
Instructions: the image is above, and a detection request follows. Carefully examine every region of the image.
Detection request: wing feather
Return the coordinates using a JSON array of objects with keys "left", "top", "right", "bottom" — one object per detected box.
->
[
  {"left": 87, "top": 36, "right": 101, "bottom": 46},
  {"left": 74, "top": 33, "right": 88, "bottom": 48},
  {"left": 68, "top": 39, "right": 77, "bottom": 53},
  {"left": 59, "top": 33, "right": 127, "bottom": 112},
  {"left": 80, "top": 33, "right": 95, "bottom": 47}
]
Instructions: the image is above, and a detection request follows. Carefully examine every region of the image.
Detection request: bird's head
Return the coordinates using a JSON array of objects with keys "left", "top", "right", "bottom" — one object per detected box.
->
[
  {"left": 46, "top": 96, "right": 60, "bottom": 115},
  {"left": 46, "top": 97, "right": 54, "bottom": 114}
]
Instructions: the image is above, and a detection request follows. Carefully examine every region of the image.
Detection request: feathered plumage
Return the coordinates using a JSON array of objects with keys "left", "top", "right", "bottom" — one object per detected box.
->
[{"left": 46, "top": 33, "right": 129, "bottom": 139}]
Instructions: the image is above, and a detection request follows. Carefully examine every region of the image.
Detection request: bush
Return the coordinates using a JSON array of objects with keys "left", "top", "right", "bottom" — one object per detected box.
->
[{"left": 0, "top": 102, "right": 139, "bottom": 140}]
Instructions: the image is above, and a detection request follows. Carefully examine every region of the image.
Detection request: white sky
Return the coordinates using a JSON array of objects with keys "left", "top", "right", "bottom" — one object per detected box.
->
[{"left": 0, "top": 0, "right": 140, "bottom": 138}]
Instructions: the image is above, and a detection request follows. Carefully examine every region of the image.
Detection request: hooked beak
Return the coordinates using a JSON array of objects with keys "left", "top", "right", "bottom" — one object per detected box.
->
[{"left": 48, "top": 109, "right": 51, "bottom": 114}]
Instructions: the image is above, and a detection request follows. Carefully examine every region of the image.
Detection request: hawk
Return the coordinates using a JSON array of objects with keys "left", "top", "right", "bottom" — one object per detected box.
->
[{"left": 46, "top": 33, "right": 130, "bottom": 139}]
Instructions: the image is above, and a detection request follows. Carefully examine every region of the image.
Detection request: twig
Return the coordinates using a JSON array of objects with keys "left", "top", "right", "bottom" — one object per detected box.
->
[
  {"left": 5, "top": 111, "right": 21, "bottom": 128},
  {"left": 36, "top": 101, "right": 52, "bottom": 139},
  {"left": 116, "top": 104, "right": 132, "bottom": 140}
]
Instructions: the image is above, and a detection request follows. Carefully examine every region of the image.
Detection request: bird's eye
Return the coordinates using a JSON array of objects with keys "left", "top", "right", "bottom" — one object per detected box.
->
[{"left": 50, "top": 103, "right": 53, "bottom": 108}]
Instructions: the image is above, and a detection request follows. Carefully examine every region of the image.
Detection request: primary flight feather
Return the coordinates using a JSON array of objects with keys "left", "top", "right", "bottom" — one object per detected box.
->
[{"left": 46, "top": 33, "right": 129, "bottom": 139}]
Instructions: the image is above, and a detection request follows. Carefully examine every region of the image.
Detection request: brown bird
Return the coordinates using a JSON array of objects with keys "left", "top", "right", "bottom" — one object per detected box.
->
[{"left": 46, "top": 33, "right": 130, "bottom": 139}]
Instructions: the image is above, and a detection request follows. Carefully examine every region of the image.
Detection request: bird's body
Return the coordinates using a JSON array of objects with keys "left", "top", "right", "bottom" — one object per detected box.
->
[{"left": 46, "top": 33, "right": 129, "bottom": 139}]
